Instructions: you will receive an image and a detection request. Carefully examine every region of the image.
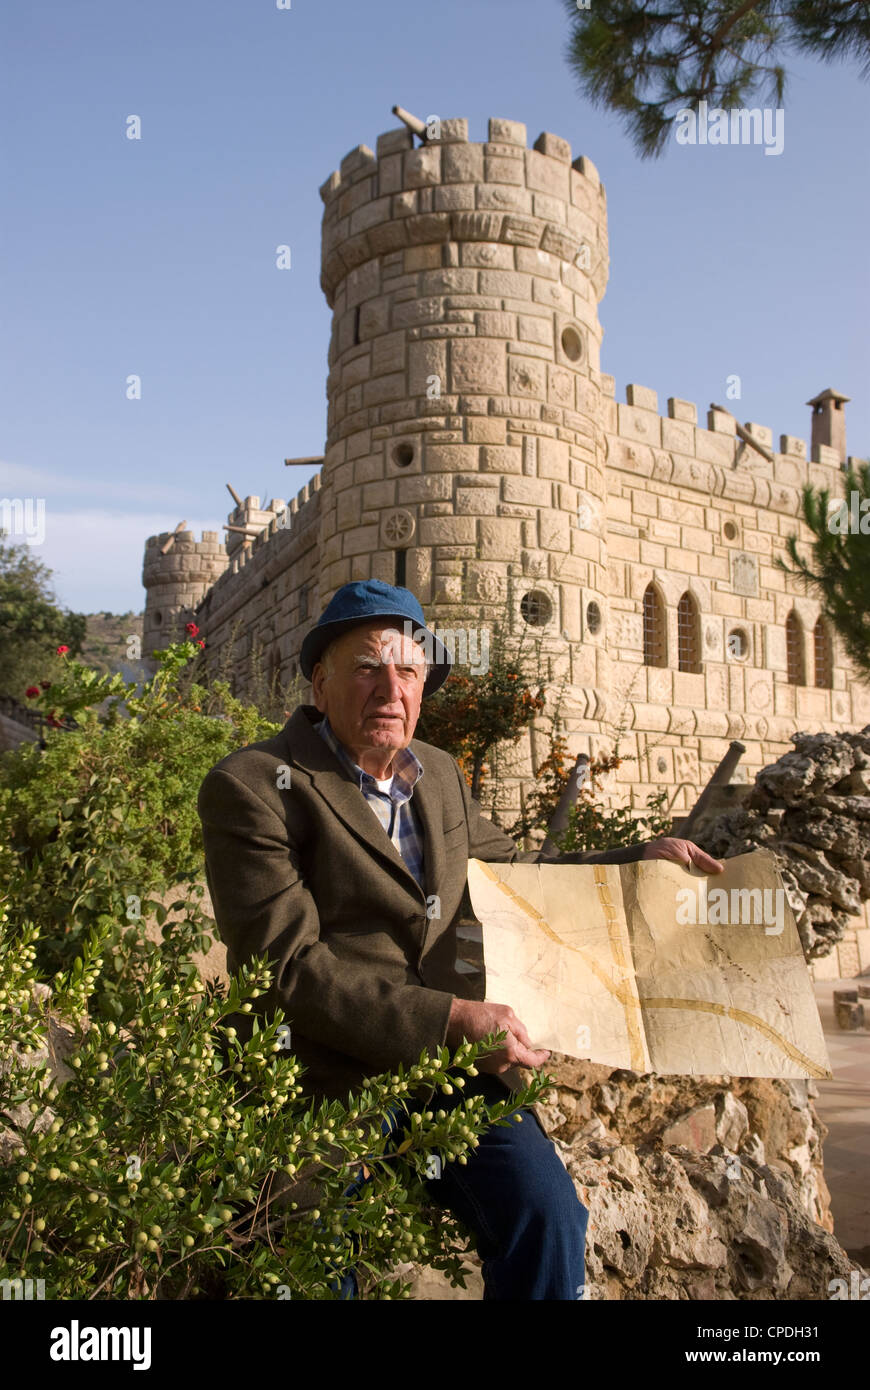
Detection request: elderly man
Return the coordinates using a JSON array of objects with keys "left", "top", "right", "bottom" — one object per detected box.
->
[{"left": 197, "top": 579, "right": 723, "bottom": 1300}]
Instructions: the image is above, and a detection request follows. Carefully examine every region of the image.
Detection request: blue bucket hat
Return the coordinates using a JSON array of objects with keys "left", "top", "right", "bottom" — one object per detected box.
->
[{"left": 299, "top": 579, "right": 452, "bottom": 697}]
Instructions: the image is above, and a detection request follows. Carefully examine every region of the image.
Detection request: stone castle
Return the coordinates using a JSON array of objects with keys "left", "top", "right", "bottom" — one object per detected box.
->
[{"left": 142, "top": 114, "right": 869, "bottom": 849}]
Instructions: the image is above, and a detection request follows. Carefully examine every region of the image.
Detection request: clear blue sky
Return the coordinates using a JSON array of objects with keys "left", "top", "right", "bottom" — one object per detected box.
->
[{"left": 2, "top": 0, "right": 867, "bottom": 615}]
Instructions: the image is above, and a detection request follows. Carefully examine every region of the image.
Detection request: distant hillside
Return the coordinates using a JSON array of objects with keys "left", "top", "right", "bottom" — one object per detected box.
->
[{"left": 80, "top": 611, "right": 147, "bottom": 680}]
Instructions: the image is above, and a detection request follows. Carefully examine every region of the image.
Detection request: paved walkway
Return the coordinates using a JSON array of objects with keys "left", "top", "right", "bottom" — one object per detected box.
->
[{"left": 813, "top": 977, "right": 870, "bottom": 1266}]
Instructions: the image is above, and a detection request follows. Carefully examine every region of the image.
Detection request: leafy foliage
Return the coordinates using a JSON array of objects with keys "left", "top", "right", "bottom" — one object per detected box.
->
[
  {"left": 0, "top": 538, "right": 86, "bottom": 699},
  {"left": 0, "top": 907, "right": 549, "bottom": 1300},
  {"left": 0, "top": 643, "right": 280, "bottom": 991},
  {"left": 515, "top": 741, "right": 672, "bottom": 851},
  {"left": 560, "top": 0, "right": 869, "bottom": 158},
  {"left": 555, "top": 782, "right": 672, "bottom": 854},
  {"left": 415, "top": 623, "right": 544, "bottom": 799},
  {"left": 507, "top": 730, "right": 577, "bottom": 842},
  {"left": 197, "top": 614, "right": 306, "bottom": 727},
  {"left": 775, "top": 461, "right": 870, "bottom": 682}
]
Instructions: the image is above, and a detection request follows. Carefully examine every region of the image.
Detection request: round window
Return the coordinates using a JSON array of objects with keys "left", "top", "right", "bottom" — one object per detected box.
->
[
  {"left": 392, "top": 442, "right": 415, "bottom": 468},
  {"left": 560, "top": 326, "right": 584, "bottom": 362},
  {"left": 586, "top": 600, "right": 602, "bottom": 635},
  {"left": 520, "top": 590, "right": 553, "bottom": 626},
  {"left": 723, "top": 521, "right": 738, "bottom": 541}
]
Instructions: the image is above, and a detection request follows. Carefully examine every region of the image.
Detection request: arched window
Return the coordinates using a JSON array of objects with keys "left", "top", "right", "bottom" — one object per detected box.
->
[
  {"left": 642, "top": 584, "right": 666, "bottom": 667},
  {"left": 814, "top": 617, "right": 833, "bottom": 689},
  {"left": 677, "top": 591, "right": 701, "bottom": 673},
  {"left": 785, "top": 610, "right": 804, "bottom": 686}
]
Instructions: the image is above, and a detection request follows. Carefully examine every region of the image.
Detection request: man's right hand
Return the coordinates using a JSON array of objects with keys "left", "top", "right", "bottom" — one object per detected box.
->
[{"left": 446, "top": 998, "right": 550, "bottom": 1074}]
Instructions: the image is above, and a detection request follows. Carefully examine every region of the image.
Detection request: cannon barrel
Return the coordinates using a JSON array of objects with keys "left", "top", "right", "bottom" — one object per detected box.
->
[
  {"left": 392, "top": 104, "right": 428, "bottom": 139},
  {"left": 540, "top": 754, "right": 590, "bottom": 857},
  {"left": 673, "top": 740, "right": 747, "bottom": 839}
]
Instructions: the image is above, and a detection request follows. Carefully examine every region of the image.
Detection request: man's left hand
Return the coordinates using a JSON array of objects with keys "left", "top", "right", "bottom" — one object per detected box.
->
[{"left": 641, "top": 838, "right": 724, "bottom": 873}]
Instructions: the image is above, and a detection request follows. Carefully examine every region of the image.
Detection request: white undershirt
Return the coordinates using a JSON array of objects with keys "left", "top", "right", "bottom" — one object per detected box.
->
[{"left": 373, "top": 775, "right": 394, "bottom": 793}]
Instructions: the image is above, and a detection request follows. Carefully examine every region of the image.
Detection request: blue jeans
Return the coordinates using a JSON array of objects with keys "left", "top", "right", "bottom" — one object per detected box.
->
[{"left": 328, "top": 1070, "right": 588, "bottom": 1300}]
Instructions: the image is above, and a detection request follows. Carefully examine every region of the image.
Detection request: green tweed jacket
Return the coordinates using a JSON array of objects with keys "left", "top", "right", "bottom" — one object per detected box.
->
[{"left": 197, "top": 704, "right": 646, "bottom": 1108}]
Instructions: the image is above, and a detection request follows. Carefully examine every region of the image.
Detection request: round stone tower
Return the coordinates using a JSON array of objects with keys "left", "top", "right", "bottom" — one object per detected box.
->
[
  {"left": 316, "top": 115, "right": 611, "bottom": 746},
  {"left": 142, "top": 529, "right": 228, "bottom": 657}
]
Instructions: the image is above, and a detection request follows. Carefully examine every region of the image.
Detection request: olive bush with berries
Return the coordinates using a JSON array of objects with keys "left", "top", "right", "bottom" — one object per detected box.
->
[
  {"left": 0, "top": 645, "right": 551, "bottom": 1298},
  {"left": 0, "top": 908, "right": 547, "bottom": 1299}
]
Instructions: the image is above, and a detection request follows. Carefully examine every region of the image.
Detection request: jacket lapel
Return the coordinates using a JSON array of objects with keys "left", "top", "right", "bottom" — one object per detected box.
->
[{"left": 409, "top": 760, "right": 445, "bottom": 901}]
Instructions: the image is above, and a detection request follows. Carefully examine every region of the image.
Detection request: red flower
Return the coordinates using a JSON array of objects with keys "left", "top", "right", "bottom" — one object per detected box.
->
[
  {"left": 56, "top": 645, "right": 69, "bottom": 656},
  {"left": 46, "top": 711, "right": 61, "bottom": 728},
  {"left": 25, "top": 686, "right": 40, "bottom": 698},
  {"left": 197, "top": 639, "right": 205, "bottom": 649},
  {"left": 40, "top": 681, "right": 52, "bottom": 690},
  {"left": 185, "top": 622, "right": 200, "bottom": 637}
]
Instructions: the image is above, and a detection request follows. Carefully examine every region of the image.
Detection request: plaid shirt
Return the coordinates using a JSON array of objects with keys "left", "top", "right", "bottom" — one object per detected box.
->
[{"left": 315, "top": 715, "right": 426, "bottom": 891}]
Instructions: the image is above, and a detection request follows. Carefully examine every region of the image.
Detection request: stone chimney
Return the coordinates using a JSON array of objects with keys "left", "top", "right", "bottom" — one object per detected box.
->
[{"left": 807, "top": 388, "right": 849, "bottom": 464}]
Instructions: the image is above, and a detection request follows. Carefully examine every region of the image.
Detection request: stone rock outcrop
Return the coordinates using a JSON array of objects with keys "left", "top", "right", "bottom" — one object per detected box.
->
[
  {"left": 403, "top": 1058, "right": 865, "bottom": 1301},
  {"left": 693, "top": 727, "right": 870, "bottom": 958}
]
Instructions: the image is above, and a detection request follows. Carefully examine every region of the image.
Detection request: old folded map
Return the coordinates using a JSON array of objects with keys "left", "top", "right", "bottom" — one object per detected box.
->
[{"left": 466, "top": 850, "right": 832, "bottom": 1078}]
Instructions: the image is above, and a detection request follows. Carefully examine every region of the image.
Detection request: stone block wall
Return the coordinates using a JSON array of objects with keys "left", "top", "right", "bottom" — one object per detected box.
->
[
  {"left": 600, "top": 377, "right": 869, "bottom": 819},
  {"left": 192, "top": 480, "right": 323, "bottom": 689}
]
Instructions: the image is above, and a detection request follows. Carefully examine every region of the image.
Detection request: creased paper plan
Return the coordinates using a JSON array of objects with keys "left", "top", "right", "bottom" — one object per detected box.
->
[{"left": 467, "top": 850, "right": 832, "bottom": 1078}]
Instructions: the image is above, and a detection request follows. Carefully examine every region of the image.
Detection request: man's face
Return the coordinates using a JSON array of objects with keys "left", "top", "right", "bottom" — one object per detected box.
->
[{"left": 311, "top": 622, "right": 428, "bottom": 766}]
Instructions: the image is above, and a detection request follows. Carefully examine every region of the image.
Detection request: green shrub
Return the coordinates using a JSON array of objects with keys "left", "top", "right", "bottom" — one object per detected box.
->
[
  {"left": 0, "top": 906, "right": 547, "bottom": 1299},
  {"left": 555, "top": 787, "right": 672, "bottom": 853},
  {"left": 0, "top": 641, "right": 280, "bottom": 988},
  {"left": 508, "top": 732, "right": 673, "bottom": 849}
]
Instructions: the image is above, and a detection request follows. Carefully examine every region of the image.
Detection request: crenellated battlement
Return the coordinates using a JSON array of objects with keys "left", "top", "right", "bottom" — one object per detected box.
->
[
  {"left": 599, "top": 377, "right": 863, "bottom": 508},
  {"left": 142, "top": 528, "right": 229, "bottom": 654},
  {"left": 319, "top": 116, "right": 605, "bottom": 204},
  {"left": 143, "top": 529, "right": 227, "bottom": 597},
  {"left": 215, "top": 473, "right": 323, "bottom": 581},
  {"left": 318, "top": 116, "right": 609, "bottom": 310},
  {"left": 144, "top": 528, "right": 226, "bottom": 550}
]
